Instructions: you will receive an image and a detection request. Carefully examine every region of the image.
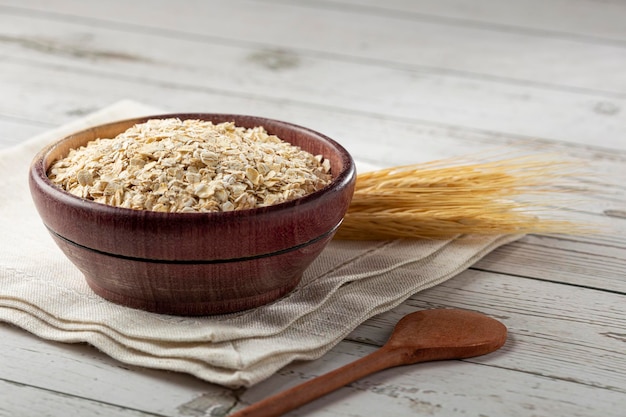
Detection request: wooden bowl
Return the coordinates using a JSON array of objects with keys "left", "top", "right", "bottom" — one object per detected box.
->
[{"left": 29, "top": 114, "right": 356, "bottom": 315}]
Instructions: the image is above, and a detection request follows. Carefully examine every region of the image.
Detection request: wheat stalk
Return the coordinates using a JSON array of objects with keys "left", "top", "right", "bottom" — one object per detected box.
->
[{"left": 335, "top": 156, "right": 588, "bottom": 240}]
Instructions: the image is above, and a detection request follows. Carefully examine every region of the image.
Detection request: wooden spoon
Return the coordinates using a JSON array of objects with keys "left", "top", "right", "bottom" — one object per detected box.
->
[{"left": 230, "top": 308, "right": 507, "bottom": 417}]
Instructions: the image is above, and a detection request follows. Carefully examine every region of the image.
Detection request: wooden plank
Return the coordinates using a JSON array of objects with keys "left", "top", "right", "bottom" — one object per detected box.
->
[
  {"left": 4, "top": 330, "right": 622, "bottom": 417},
  {"left": 293, "top": 0, "right": 626, "bottom": 41},
  {"left": 250, "top": 265, "right": 626, "bottom": 417},
  {"left": 0, "top": 323, "right": 237, "bottom": 417},
  {"left": 239, "top": 339, "right": 625, "bottom": 417},
  {"left": 0, "top": 55, "right": 621, "bottom": 165},
  {"left": 474, "top": 234, "right": 626, "bottom": 293},
  {"left": 4, "top": 270, "right": 626, "bottom": 417},
  {"left": 0, "top": 379, "right": 165, "bottom": 417},
  {"left": 346, "top": 270, "right": 626, "bottom": 397},
  {"left": 1, "top": 55, "right": 625, "bottom": 193},
  {"left": 0, "top": 118, "right": 50, "bottom": 149},
  {"left": 1, "top": 14, "right": 626, "bottom": 150},
  {"left": 1, "top": 0, "right": 626, "bottom": 94}
]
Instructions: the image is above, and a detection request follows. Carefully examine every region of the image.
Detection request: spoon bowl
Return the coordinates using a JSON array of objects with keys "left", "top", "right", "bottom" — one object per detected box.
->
[{"left": 386, "top": 308, "right": 507, "bottom": 364}]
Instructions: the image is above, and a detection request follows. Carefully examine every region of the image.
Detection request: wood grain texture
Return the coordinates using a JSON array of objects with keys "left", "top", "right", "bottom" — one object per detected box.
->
[
  {"left": 241, "top": 338, "right": 625, "bottom": 417},
  {"left": 2, "top": 0, "right": 626, "bottom": 94},
  {"left": 347, "top": 270, "right": 626, "bottom": 395},
  {"left": 1, "top": 0, "right": 625, "bottom": 415},
  {"left": 0, "top": 323, "right": 234, "bottom": 416},
  {"left": 320, "top": 0, "right": 626, "bottom": 43},
  {"left": 232, "top": 309, "right": 507, "bottom": 417},
  {"left": 1, "top": 11, "right": 626, "bottom": 149},
  {"left": 29, "top": 114, "right": 355, "bottom": 315},
  {"left": 273, "top": 0, "right": 626, "bottom": 42},
  {"left": 0, "top": 380, "right": 160, "bottom": 417}
]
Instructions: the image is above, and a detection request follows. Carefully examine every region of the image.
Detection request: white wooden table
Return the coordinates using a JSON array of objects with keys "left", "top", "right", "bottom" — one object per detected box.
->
[{"left": 1, "top": 1, "right": 625, "bottom": 416}]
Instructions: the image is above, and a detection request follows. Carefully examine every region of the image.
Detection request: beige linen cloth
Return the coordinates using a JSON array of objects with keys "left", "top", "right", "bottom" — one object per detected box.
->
[{"left": 0, "top": 101, "right": 520, "bottom": 388}]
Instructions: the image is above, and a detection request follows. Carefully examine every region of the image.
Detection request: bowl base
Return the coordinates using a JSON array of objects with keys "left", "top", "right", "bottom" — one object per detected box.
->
[
  {"left": 50, "top": 233, "right": 323, "bottom": 316},
  {"left": 84, "top": 275, "right": 300, "bottom": 316}
]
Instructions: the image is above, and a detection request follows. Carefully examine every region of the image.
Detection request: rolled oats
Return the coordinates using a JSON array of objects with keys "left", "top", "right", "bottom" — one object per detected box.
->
[{"left": 48, "top": 118, "right": 332, "bottom": 212}]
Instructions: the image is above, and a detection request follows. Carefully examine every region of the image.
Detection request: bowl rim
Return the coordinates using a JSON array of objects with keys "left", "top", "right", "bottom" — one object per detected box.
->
[{"left": 30, "top": 113, "right": 356, "bottom": 222}]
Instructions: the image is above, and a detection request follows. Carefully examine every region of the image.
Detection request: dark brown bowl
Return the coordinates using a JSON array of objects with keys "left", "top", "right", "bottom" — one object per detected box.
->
[{"left": 29, "top": 114, "right": 356, "bottom": 315}]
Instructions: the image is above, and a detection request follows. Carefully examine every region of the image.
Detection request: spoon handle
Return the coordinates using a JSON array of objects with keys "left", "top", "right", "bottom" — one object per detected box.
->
[{"left": 230, "top": 347, "right": 406, "bottom": 417}]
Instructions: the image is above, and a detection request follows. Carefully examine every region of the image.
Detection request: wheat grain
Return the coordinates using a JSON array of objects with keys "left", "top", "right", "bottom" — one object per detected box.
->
[{"left": 335, "top": 156, "right": 587, "bottom": 240}]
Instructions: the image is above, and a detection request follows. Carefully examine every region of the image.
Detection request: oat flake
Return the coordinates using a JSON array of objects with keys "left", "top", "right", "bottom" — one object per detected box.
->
[{"left": 48, "top": 118, "right": 332, "bottom": 212}]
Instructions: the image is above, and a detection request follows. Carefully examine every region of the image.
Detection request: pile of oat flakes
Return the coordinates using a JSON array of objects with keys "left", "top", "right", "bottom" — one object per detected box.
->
[{"left": 48, "top": 118, "right": 332, "bottom": 212}]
